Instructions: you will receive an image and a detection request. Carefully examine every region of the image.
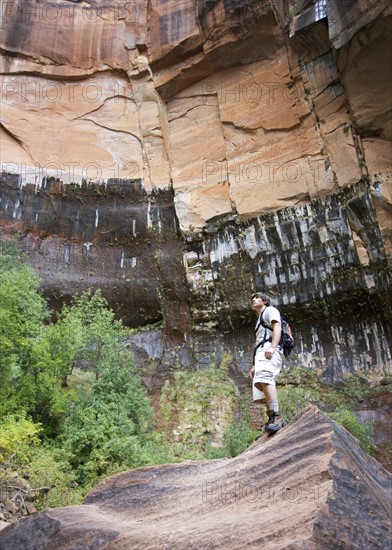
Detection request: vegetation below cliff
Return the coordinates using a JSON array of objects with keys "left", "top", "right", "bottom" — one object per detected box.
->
[
  {"left": 0, "top": 240, "right": 391, "bottom": 525},
  {"left": 0, "top": 240, "right": 174, "bottom": 512}
]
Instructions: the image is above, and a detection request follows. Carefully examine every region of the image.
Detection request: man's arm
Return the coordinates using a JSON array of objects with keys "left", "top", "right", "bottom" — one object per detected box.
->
[
  {"left": 250, "top": 313, "right": 282, "bottom": 378},
  {"left": 264, "top": 320, "right": 281, "bottom": 359}
]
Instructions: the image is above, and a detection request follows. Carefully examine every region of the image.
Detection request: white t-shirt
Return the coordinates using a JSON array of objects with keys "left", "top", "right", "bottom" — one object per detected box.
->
[{"left": 255, "top": 306, "right": 282, "bottom": 350}]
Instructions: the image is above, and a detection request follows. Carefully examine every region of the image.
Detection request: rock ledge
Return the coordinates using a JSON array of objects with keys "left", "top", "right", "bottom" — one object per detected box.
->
[{"left": 0, "top": 406, "right": 390, "bottom": 549}]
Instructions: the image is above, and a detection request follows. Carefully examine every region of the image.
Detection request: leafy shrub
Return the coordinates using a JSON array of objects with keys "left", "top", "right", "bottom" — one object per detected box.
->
[
  {"left": 335, "top": 376, "right": 372, "bottom": 406},
  {"left": 60, "top": 355, "right": 168, "bottom": 487},
  {"left": 328, "top": 408, "right": 376, "bottom": 454},
  {"left": 26, "top": 446, "right": 83, "bottom": 510},
  {"left": 0, "top": 414, "right": 42, "bottom": 472},
  {"left": 223, "top": 420, "right": 259, "bottom": 457},
  {"left": 159, "top": 367, "right": 240, "bottom": 459},
  {"left": 278, "top": 367, "right": 320, "bottom": 389},
  {"left": 0, "top": 243, "right": 173, "bottom": 501},
  {"left": 278, "top": 386, "right": 321, "bottom": 423},
  {"left": 53, "top": 289, "right": 126, "bottom": 383}
]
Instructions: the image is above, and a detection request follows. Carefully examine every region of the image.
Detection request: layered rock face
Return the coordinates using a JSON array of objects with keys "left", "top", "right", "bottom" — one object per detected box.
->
[
  {"left": 0, "top": 407, "right": 391, "bottom": 549},
  {"left": 0, "top": 0, "right": 391, "bottom": 375}
]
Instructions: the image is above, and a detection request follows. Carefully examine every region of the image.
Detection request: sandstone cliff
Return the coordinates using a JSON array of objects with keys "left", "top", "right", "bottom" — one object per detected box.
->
[
  {"left": 0, "top": 0, "right": 391, "bottom": 375},
  {"left": 0, "top": 407, "right": 390, "bottom": 549}
]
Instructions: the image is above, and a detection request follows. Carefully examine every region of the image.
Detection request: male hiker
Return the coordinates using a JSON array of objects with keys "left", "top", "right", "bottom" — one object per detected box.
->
[{"left": 249, "top": 292, "right": 286, "bottom": 433}]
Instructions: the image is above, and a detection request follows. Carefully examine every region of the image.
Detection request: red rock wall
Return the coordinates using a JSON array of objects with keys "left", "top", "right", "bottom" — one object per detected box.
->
[{"left": 0, "top": 0, "right": 391, "bottom": 376}]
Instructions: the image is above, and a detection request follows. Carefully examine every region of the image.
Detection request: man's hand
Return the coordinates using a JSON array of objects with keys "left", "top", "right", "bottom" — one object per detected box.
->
[
  {"left": 249, "top": 366, "right": 255, "bottom": 379},
  {"left": 264, "top": 346, "right": 276, "bottom": 360}
]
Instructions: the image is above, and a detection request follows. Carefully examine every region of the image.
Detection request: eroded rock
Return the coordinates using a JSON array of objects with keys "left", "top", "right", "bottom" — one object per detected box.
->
[{"left": 0, "top": 406, "right": 390, "bottom": 549}]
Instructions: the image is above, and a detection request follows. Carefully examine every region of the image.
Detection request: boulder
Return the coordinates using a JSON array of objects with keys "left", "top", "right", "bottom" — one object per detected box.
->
[{"left": 0, "top": 406, "right": 390, "bottom": 549}]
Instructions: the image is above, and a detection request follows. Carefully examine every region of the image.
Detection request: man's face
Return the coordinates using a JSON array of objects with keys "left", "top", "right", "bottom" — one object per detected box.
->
[{"left": 250, "top": 295, "right": 265, "bottom": 310}]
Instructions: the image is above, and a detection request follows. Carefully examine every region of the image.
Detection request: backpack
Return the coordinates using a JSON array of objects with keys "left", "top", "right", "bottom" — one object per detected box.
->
[{"left": 255, "top": 307, "right": 295, "bottom": 358}]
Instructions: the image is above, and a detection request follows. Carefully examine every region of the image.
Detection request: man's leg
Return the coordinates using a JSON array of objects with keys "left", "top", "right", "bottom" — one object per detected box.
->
[
  {"left": 261, "top": 382, "right": 285, "bottom": 432},
  {"left": 261, "top": 382, "right": 279, "bottom": 413},
  {"left": 253, "top": 347, "right": 284, "bottom": 432},
  {"left": 261, "top": 382, "right": 277, "bottom": 403}
]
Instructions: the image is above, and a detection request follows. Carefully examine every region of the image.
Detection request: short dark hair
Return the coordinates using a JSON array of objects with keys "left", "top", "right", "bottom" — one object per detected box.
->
[{"left": 251, "top": 292, "right": 270, "bottom": 305}]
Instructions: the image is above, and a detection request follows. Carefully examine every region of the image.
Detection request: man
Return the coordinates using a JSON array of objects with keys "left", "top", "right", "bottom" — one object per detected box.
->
[{"left": 250, "top": 292, "right": 286, "bottom": 433}]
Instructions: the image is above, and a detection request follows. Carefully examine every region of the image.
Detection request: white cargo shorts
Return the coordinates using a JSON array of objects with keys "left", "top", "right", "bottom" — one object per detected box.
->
[{"left": 252, "top": 344, "right": 283, "bottom": 401}]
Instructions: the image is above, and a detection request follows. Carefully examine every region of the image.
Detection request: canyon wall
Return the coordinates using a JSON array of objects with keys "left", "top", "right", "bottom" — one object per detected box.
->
[{"left": 1, "top": 0, "right": 391, "bottom": 380}]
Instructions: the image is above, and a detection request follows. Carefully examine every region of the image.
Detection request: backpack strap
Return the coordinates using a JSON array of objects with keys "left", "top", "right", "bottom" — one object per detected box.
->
[
  {"left": 253, "top": 308, "right": 273, "bottom": 364},
  {"left": 255, "top": 307, "right": 272, "bottom": 333}
]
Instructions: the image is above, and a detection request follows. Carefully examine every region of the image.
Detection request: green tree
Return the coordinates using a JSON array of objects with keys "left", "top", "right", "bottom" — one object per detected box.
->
[
  {"left": 0, "top": 241, "right": 49, "bottom": 413},
  {"left": 15, "top": 289, "right": 127, "bottom": 436},
  {"left": 54, "top": 290, "right": 125, "bottom": 383},
  {"left": 61, "top": 351, "right": 160, "bottom": 486}
]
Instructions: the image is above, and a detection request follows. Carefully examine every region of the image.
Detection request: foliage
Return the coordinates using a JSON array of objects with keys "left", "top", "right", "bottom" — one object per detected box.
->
[
  {"left": 333, "top": 375, "right": 372, "bottom": 406},
  {"left": 159, "top": 366, "right": 240, "bottom": 460},
  {"left": 276, "top": 368, "right": 381, "bottom": 455},
  {"left": 328, "top": 408, "right": 376, "bottom": 455},
  {"left": 0, "top": 245, "right": 49, "bottom": 410},
  {"left": 277, "top": 380, "right": 377, "bottom": 456},
  {"left": 0, "top": 413, "right": 42, "bottom": 474},
  {"left": 275, "top": 367, "right": 322, "bottom": 423},
  {"left": 54, "top": 290, "right": 126, "bottom": 382},
  {"left": 160, "top": 367, "right": 260, "bottom": 461},
  {"left": 0, "top": 240, "right": 27, "bottom": 272},
  {"left": 0, "top": 240, "right": 73, "bottom": 434},
  {"left": 60, "top": 356, "right": 157, "bottom": 486},
  {"left": 0, "top": 241, "right": 173, "bottom": 506},
  {"left": 222, "top": 419, "right": 258, "bottom": 458},
  {"left": 26, "top": 446, "right": 83, "bottom": 510},
  {"left": 278, "top": 366, "right": 320, "bottom": 389},
  {"left": 217, "top": 393, "right": 259, "bottom": 458},
  {"left": 278, "top": 386, "right": 321, "bottom": 423}
]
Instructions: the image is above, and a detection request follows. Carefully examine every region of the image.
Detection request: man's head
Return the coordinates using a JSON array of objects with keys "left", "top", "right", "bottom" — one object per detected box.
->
[
  {"left": 251, "top": 292, "right": 270, "bottom": 304},
  {"left": 250, "top": 292, "right": 270, "bottom": 312}
]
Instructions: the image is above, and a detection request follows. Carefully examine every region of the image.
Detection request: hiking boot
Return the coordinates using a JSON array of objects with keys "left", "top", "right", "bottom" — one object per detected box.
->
[{"left": 265, "top": 410, "right": 286, "bottom": 433}]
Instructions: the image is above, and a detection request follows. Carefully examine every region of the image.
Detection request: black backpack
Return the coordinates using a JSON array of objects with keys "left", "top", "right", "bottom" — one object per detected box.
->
[{"left": 255, "top": 307, "right": 295, "bottom": 358}]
